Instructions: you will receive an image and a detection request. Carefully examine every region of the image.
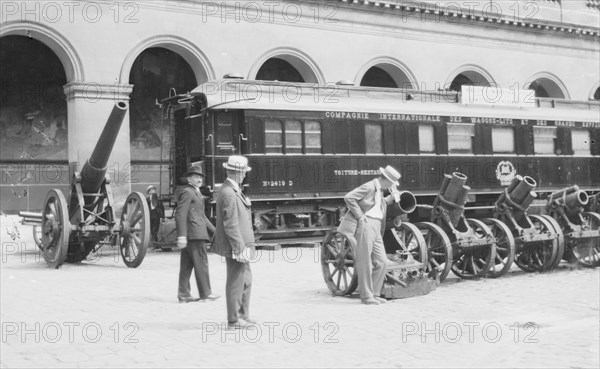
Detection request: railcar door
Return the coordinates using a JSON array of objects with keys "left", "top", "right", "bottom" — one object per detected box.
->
[{"left": 205, "top": 110, "right": 247, "bottom": 187}]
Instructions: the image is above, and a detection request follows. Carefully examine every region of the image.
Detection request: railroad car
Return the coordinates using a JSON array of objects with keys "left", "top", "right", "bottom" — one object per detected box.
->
[{"left": 160, "top": 78, "right": 600, "bottom": 244}]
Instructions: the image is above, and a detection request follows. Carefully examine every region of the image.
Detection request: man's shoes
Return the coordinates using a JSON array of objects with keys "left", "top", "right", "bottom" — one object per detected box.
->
[
  {"left": 360, "top": 298, "right": 381, "bottom": 305},
  {"left": 178, "top": 296, "right": 201, "bottom": 303},
  {"left": 200, "top": 294, "right": 220, "bottom": 301},
  {"left": 374, "top": 296, "right": 387, "bottom": 304},
  {"left": 227, "top": 318, "right": 257, "bottom": 330},
  {"left": 240, "top": 316, "right": 257, "bottom": 324}
]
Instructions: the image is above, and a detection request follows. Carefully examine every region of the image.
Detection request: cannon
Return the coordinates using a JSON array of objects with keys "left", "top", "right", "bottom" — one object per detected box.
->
[
  {"left": 420, "top": 172, "right": 496, "bottom": 282},
  {"left": 483, "top": 175, "right": 563, "bottom": 277},
  {"left": 546, "top": 185, "right": 600, "bottom": 268},
  {"left": 321, "top": 190, "right": 436, "bottom": 299},
  {"left": 36, "top": 102, "right": 150, "bottom": 268}
]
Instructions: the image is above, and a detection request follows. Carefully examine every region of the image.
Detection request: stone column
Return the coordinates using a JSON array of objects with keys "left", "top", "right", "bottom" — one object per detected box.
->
[{"left": 63, "top": 82, "right": 134, "bottom": 213}]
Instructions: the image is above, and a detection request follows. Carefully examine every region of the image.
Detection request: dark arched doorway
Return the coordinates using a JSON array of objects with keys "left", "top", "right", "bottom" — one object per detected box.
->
[
  {"left": 449, "top": 71, "right": 491, "bottom": 92},
  {"left": 360, "top": 66, "right": 398, "bottom": 88},
  {"left": 0, "top": 35, "right": 67, "bottom": 161},
  {"left": 128, "top": 47, "right": 197, "bottom": 162},
  {"left": 527, "top": 78, "right": 566, "bottom": 99}
]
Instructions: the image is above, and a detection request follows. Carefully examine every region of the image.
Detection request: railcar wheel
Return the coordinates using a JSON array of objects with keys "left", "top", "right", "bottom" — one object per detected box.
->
[
  {"left": 567, "top": 212, "right": 600, "bottom": 268},
  {"left": 417, "top": 222, "right": 452, "bottom": 283},
  {"left": 33, "top": 224, "right": 43, "bottom": 251},
  {"left": 321, "top": 231, "right": 358, "bottom": 296},
  {"left": 540, "top": 214, "right": 565, "bottom": 269},
  {"left": 483, "top": 218, "right": 516, "bottom": 278},
  {"left": 514, "top": 215, "right": 558, "bottom": 272},
  {"left": 451, "top": 219, "right": 496, "bottom": 279},
  {"left": 41, "top": 189, "right": 71, "bottom": 269},
  {"left": 388, "top": 222, "right": 428, "bottom": 263},
  {"left": 119, "top": 192, "right": 150, "bottom": 268}
]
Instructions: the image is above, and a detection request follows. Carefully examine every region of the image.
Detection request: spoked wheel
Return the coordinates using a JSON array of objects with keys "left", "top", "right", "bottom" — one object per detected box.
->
[
  {"left": 41, "top": 189, "right": 71, "bottom": 269},
  {"left": 321, "top": 231, "right": 358, "bottom": 296},
  {"left": 417, "top": 222, "right": 452, "bottom": 283},
  {"left": 483, "top": 218, "right": 516, "bottom": 278},
  {"left": 388, "top": 222, "right": 427, "bottom": 263},
  {"left": 540, "top": 214, "right": 565, "bottom": 269},
  {"left": 119, "top": 192, "right": 150, "bottom": 268},
  {"left": 33, "top": 224, "right": 43, "bottom": 251},
  {"left": 451, "top": 219, "right": 496, "bottom": 279},
  {"left": 567, "top": 212, "right": 600, "bottom": 268},
  {"left": 514, "top": 215, "right": 558, "bottom": 272}
]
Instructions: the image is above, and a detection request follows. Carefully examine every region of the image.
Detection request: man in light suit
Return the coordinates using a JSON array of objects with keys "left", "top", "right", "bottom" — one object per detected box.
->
[
  {"left": 175, "top": 163, "right": 219, "bottom": 303},
  {"left": 337, "top": 165, "right": 401, "bottom": 305},
  {"left": 211, "top": 155, "right": 256, "bottom": 330}
]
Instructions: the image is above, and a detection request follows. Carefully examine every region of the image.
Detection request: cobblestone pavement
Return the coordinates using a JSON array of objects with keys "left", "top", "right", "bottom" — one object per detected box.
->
[{"left": 1, "top": 215, "right": 599, "bottom": 368}]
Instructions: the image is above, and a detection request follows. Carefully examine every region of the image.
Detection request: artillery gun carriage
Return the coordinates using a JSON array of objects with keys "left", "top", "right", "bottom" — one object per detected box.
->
[{"left": 20, "top": 102, "right": 150, "bottom": 269}]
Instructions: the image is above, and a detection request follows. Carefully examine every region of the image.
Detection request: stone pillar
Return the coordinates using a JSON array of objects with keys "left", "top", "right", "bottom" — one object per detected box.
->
[{"left": 63, "top": 82, "right": 134, "bottom": 213}]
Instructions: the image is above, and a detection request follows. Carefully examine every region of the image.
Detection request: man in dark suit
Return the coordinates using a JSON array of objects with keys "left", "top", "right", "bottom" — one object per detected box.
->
[
  {"left": 175, "top": 163, "right": 219, "bottom": 303},
  {"left": 211, "top": 156, "right": 256, "bottom": 330},
  {"left": 337, "top": 165, "right": 401, "bottom": 305}
]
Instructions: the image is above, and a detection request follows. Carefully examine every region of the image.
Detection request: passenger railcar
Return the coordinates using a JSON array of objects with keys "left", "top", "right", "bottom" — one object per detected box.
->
[{"left": 160, "top": 78, "right": 600, "bottom": 242}]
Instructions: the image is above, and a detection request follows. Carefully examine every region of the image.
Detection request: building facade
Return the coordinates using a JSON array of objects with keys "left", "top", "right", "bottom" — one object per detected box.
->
[{"left": 1, "top": 0, "right": 599, "bottom": 212}]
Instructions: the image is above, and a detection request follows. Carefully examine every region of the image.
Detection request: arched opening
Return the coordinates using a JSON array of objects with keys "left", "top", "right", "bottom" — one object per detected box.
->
[
  {"left": 527, "top": 77, "right": 566, "bottom": 99},
  {"left": 128, "top": 47, "right": 197, "bottom": 162},
  {"left": 361, "top": 66, "right": 397, "bottom": 88},
  {"left": 593, "top": 87, "right": 599, "bottom": 101},
  {"left": 256, "top": 57, "right": 305, "bottom": 83},
  {"left": 449, "top": 71, "right": 491, "bottom": 92},
  {"left": 360, "top": 64, "right": 414, "bottom": 89},
  {"left": 0, "top": 35, "right": 68, "bottom": 161}
]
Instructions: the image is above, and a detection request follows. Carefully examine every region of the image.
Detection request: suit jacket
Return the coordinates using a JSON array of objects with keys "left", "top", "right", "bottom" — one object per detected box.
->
[
  {"left": 337, "top": 179, "right": 394, "bottom": 237},
  {"left": 212, "top": 180, "right": 255, "bottom": 258},
  {"left": 174, "top": 185, "right": 215, "bottom": 241}
]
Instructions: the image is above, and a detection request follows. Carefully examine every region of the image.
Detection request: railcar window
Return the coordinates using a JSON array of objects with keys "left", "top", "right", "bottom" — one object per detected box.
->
[
  {"left": 571, "top": 129, "right": 591, "bottom": 155},
  {"left": 419, "top": 125, "right": 435, "bottom": 153},
  {"left": 533, "top": 126, "right": 556, "bottom": 154},
  {"left": 492, "top": 127, "right": 515, "bottom": 153},
  {"left": 447, "top": 124, "right": 474, "bottom": 153},
  {"left": 285, "top": 120, "right": 303, "bottom": 154},
  {"left": 365, "top": 123, "right": 383, "bottom": 154},
  {"left": 217, "top": 114, "right": 234, "bottom": 144},
  {"left": 265, "top": 119, "right": 283, "bottom": 153},
  {"left": 305, "top": 121, "right": 322, "bottom": 154}
]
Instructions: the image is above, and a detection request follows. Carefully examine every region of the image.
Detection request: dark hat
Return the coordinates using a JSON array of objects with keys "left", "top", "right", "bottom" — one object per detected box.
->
[{"left": 184, "top": 163, "right": 205, "bottom": 177}]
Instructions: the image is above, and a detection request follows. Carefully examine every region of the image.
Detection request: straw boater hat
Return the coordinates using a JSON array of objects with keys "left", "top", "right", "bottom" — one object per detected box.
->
[
  {"left": 146, "top": 185, "right": 156, "bottom": 193},
  {"left": 379, "top": 165, "right": 401, "bottom": 186},
  {"left": 183, "top": 163, "right": 205, "bottom": 177},
  {"left": 223, "top": 155, "right": 252, "bottom": 172}
]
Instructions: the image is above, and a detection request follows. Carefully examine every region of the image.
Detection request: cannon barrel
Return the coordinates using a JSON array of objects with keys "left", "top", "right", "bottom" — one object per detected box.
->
[
  {"left": 550, "top": 186, "right": 589, "bottom": 209},
  {"left": 80, "top": 102, "right": 128, "bottom": 201},
  {"left": 387, "top": 191, "right": 417, "bottom": 218},
  {"left": 495, "top": 175, "right": 537, "bottom": 222},
  {"left": 434, "top": 172, "right": 470, "bottom": 226}
]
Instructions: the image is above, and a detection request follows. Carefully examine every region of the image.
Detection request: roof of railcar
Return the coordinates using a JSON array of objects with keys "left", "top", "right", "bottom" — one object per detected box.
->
[{"left": 190, "top": 79, "right": 600, "bottom": 122}]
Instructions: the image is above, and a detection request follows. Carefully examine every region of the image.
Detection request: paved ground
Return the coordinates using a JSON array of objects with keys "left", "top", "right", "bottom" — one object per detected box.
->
[{"left": 1, "top": 215, "right": 599, "bottom": 368}]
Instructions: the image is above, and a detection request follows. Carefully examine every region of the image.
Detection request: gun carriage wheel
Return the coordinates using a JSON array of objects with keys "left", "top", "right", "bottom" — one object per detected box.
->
[
  {"left": 514, "top": 214, "right": 558, "bottom": 272},
  {"left": 540, "top": 214, "right": 565, "bottom": 269},
  {"left": 416, "top": 222, "right": 452, "bottom": 282},
  {"left": 388, "top": 222, "right": 428, "bottom": 263},
  {"left": 483, "top": 218, "right": 516, "bottom": 278},
  {"left": 119, "top": 192, "right": 150, "bottom": 268},
  {"left": 33, "top": 224, "right": 43, "bottom": 251},
  {"left": 565, "top": 212, "right": 600, "bottom": 268},
  {"left": 450, "top": 218, "right": 496, "bottom": 279},
  {"left": 321, "top": 231, "right": 358, "bottom": 296},
  {"left": 41, "top": 189, "right": 71, "bottom": 269}
]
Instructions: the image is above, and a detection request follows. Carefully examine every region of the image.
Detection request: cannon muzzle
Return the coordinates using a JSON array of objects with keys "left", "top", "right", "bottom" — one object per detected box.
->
[
  {"left": 387, "top": 191, "right": 417, "bottom": 218},
  {"left": 80, "top": 102, "right": 128, "bottom": 201},
  {"left": 550, "top": 185, "right": 589, "bottom": 210}
]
